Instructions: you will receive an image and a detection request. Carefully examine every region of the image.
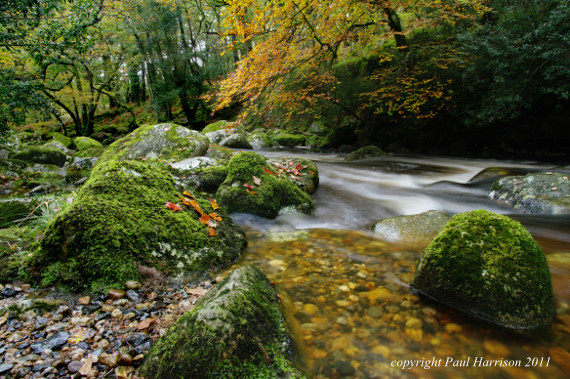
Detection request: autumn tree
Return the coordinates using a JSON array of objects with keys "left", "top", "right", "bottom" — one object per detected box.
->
[{"left": 214, "top": 0, "right": 489, "bottom": 126}]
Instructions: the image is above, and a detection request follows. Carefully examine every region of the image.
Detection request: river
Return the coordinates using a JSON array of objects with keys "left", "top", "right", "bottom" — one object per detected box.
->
[{"left": 226, "top": 150, "right": 570, "bottom": 378}]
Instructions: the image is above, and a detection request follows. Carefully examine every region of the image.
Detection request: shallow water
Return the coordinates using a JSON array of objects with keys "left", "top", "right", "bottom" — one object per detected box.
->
[{"left": 227, "top": 151, "right": 570, "bottom": 378}]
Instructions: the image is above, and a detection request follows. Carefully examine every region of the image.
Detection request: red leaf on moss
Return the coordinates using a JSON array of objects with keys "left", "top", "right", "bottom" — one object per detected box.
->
[
  {"left": 164, "top": 202, "right": 183, "bottom": 211},
  {"left": 243, "top": 183, "right": 253, "bottom": 190}
]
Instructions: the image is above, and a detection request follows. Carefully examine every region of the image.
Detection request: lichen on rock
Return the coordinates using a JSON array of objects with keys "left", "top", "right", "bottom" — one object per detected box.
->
[
  {"left": 98, "top": 123, "right": 209, "bottom": 165},
  {"left": 140, "top": 264, "right": 302, "bottom": 379},
  {"left": 411, "top": 209, "right": 554, "bottom": 330},
  {"left": 489, "top": 172, "right": 570, "bottom": 214}
]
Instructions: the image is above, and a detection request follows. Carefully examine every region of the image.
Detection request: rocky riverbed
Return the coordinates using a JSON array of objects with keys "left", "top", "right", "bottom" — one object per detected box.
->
[{"left": 0, "top": 279, "right": 213, "bottom": 378}]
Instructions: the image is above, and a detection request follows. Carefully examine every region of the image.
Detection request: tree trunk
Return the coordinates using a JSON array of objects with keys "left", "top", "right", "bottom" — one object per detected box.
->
[{"left": 383, "top": 8, "right": 408, "bottom": 51}]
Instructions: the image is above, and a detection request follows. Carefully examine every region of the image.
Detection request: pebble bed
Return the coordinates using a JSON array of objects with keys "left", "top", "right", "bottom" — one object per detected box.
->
[{"left": 0, "top": 280, "right": 211, "bottom": 378}]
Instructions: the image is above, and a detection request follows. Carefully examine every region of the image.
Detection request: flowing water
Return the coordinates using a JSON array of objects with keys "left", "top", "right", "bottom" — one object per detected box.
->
[{"left": 226, "top": 150, "right": 570, "bottom": 378}]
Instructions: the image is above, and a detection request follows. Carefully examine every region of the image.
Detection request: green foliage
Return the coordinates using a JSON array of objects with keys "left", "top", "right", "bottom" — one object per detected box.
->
[{"left": 454, "top": 0, "right": 570, "bottom": 128}]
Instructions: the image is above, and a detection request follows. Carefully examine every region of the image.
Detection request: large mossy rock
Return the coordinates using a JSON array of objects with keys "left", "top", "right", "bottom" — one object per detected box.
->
[
  {"left": 489, "top": 172, "right": 570, "bottom": 214},
  {"left": 140, "top": 265, "right": 301, "bottom": 379},
  {"left": 216, "top": 152, "right": 314, "bottom": 218},
  {"left": 371, "top": 210, "right": 451, "bottom": 248},
  {"left": 411, "top": 209, "right": 554, "bottom": 330},
  {"left": 11, "top": 147, "right": 66, "bottom": 167},
  {"left": 34, "top": 159, "right": 246, "bottom": 291},
  {"left": 99, "top": 123, "right": 209, "bottom": 165}
]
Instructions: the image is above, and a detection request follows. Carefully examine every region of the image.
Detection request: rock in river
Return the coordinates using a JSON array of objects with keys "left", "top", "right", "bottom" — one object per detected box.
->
[
  {"left": 216, "top": 151, "right": 314, "bottom": 218},
  {"left": 371, "top": 210, "right": 451, "bottom": 248},
  {"left": 411, "top": 209, "right": 554, "bottom": 330},
  {"left": 489, "top": 172, "right": 570, "bottom": 214}
]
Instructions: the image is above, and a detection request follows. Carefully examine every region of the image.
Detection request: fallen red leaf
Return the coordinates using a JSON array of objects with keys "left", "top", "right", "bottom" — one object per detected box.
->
[
  {"left": 164, "top": 202, "right": 183, "bottom": 211},
  {"left": 243, "top": 183, "right": 253, "bottom": 190},
  {"left": 264, "top": 167, "right": 273, "bottom": 174}
]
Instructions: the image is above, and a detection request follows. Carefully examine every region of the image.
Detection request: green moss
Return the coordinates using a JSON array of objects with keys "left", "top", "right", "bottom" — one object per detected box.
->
[
  {"left": 411, "top": 209, "right": 554, "bottom": 330},
  {"left": 72, "top": 146, "right": 104, "bottom": 158},
  {"left": 51, "top": 133, "right": 73, "bottom": 148},
  {"left": 140, "top": 265, "right": 303, "bottom": 379},
  {"left": 0, "top": 227, "right": 36, "bottom": 283},
  {"left": 273, "top": 133, "right": 306, "bottom": 147},
  {"left": 195, "top": 166, "right": 229, "bottom": 193},
  {"left": 73, "top": 137, "right": 104, "bottom": 151},
  {"left": 33, "top": 158, "right": 246, "bottom": 291},
  {"left": 11, "top": 147, "right": 67, "bottom": 167},
  {"left": 216, "top": 152, "right": 314, "bottom": 218},
  {"left": 345, "top": 145, "right": 386, "bottom": 161},
  {"left": 98, "top": 123, "right": 209, "bottom": 165},
  {"left": 202, "top": 120, "right": 233, "bottom": 134}
]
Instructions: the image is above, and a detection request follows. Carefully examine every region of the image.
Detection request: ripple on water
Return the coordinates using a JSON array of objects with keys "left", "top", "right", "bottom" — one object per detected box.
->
[{"left": 224, "top": 229, "right": 570, "bottom": 379}]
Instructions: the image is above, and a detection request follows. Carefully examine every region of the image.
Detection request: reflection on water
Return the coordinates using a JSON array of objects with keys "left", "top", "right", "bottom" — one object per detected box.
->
[
  {"left": 228, "top": 151, "right": 570, "bottom": 378},
  {"left": 227, "top": 230, "right": 570, "bottom": 379}
]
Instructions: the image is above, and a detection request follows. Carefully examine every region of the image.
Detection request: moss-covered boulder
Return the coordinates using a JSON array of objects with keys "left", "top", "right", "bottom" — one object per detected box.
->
[
  {"left": 98, "top": 123, "right": 209, "bottom": 165},
  {"left": 51, "top": 133, "right": 73, "bottom": 148},
  {"left": 268, "top": 156, "right": 319, "bottom": 194},
  {"left": 11, "top": 147, "right": 66, "bottom": 167},
  {"left": 140, "top": 265, "right": 302, "bottom": 379},
  {"left": 411, "top": 209, "right": 554, "bottom": 330},
  {"left": 34, "top": 159, "right": 246, "bottom": 291},
  {"left": 248, "top": 129, "right": 273, "bottom": 148},
  {"left": 202, "top": 120, "right": 233, "bottom": 134},
  {"left": 216, "top": 152, "right": 314, "bottom": 218},
  {"left": 74, "top": 136, "right": 103, "bottom": 151},
  {"left": 42, "top": 140, "right": 72, "bottom": 156},
  {"left": 372, "top": 210, "right": 451, "bottom": 248},
  {"left": 345, "top": 145, "right": 386, "bottom": 161},
  {"left": 219, "top": 133, "right": 253, "bottom": 149},
  {"left": 204, "top": 129, "right": 230, "bottom": 144},
  {"left": 273, "top": 133, "right": 306, "bottom": 147},
  {"left": 489, "top": 172, "right": 570, "bottom": 214}
]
